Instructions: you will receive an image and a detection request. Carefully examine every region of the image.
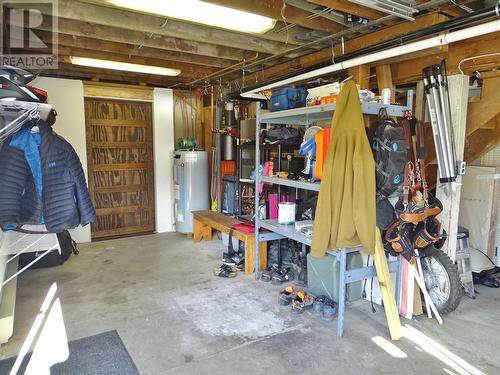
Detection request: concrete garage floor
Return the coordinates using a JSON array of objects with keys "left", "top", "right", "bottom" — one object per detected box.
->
[{"left": 1, "top": 232, "right": 499, "bottom": 374}]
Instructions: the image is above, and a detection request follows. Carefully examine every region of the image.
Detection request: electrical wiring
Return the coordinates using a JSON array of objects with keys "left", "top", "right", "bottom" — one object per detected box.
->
[{"left": 457, "top": 52, "right": 500, "bottom": 74}]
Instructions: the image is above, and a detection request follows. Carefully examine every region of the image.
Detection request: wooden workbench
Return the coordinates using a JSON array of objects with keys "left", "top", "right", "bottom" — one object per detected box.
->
[{"left": 192, "top": 211, "right": 267, "bottom": 275}]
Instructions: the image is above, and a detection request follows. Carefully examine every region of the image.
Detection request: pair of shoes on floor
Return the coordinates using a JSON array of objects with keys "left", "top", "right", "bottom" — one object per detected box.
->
[
  {"left": 278, "top": 286, "right": 313, "bottom": 314},
  {"left": 223, "top": 252, "right": 245, "bottom": 271},
  {"left": 213, "top": 264, "right": 237, "bottom": 278},
  {"left": 312, "top": 295, "right": 337, "bottom": 322},
  {"left": 260, "top": 265, "right": 295, "bottom": 284}
]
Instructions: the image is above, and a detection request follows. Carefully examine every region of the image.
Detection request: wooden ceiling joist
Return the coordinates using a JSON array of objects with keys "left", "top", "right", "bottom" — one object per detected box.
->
[
  {"left": 48, "top": 0, "right": 303, "bottom": 54},
  {"left": 43, "top": 32, "right": 236, "bottom": 69},
  {"left": 231, "top": 12, "right": 449, "bottom": 89},
  {"left": 47, "top": 18, "right": 250, "bottom": 62},
  {"left": 390, "top": 31, "right": 500, "bottom": 85}
]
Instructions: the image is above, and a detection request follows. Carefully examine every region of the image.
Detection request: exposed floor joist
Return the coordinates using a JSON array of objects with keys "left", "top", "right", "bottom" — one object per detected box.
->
[
  {"left": 228, "top": 12, "right": 449, "bottom": 90},
  {"left": 37, "top": 31, "right": 236, "bottom": 69},
  {"left": 2, "top": 0, "right": 492, "bottom": 89},
  {"left": 52, "top": 0, "right": 302, "bottom": 53},
  {"left": 45, "top": 18, "right": 251, "bottom": 62}
]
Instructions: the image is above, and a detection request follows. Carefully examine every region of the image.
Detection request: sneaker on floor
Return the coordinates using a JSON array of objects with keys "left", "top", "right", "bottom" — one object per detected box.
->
[
  {"left": 271, "top": 266, "right": 295, "bottom": 285},
  {"left": 321, "top": 302, "right": 338, "bottom": 322},
  {"left": 313, "top": 298, "right": 326, "bottom": 318},
  {"left": 278, "top": 286, "right": 298, "bottom": 306},
  {"left": 213, "top": 264, "right": 237, "bottom": 278},
  {"left": 260, "top": 265, "right": 276, "bottom": 282},
  {"left": 223, "top": 252, "right": 243, "bottom": 266},
  {"left": 235, "top": 258, "right": 245, "bottom": 271},
  {"left": 291, "top": 291, "right": 313, "bottom": 314}
]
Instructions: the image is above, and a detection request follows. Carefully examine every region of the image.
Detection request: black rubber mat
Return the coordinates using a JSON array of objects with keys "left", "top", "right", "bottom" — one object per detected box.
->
[{"left": 0, "top": 330, "right": 139, "bottom": 374}]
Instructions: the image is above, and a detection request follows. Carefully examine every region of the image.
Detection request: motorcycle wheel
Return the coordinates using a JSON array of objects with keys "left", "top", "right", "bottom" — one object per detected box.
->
[{"left": 419, "top": 245, "right": 462, "bottom": 315}]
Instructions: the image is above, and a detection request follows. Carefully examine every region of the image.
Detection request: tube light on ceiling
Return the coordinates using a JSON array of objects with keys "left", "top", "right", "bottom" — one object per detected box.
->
[
  {"left": 241, "top": 18, "right": 500, "bottom": 98},
  {"left": 106, "top": 0, "right": 277, "bottom": 34},
  {"left": 69, "top": 56, "right": 182, "bottom": 76}
]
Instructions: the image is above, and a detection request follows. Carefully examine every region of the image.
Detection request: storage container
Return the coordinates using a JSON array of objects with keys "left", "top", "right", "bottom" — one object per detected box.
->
[
  {"left": 307, "top": 251, "right": 363, "bottom": 302},
  {"left": 270, "top": 87, "right": 307, "bottom": 112},
  {"left": 306, "top": 83, "right": 340, "bottom": 105}
]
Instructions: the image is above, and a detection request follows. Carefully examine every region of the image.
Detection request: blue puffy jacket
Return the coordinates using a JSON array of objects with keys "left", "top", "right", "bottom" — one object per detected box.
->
[{"left": 0, "top": 120, "right": 96, "bottom": 232}]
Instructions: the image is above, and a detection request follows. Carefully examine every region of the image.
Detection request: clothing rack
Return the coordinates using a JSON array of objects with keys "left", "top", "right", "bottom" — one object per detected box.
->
[
  {"left": 0, "top": 101, "right": 52, "bottom": 144},
  {"left": 0, "top": 106, "right": 60, "bottom": 288},
  {"left": 0, "top": 232, "right": 60, "bottom": 287}
]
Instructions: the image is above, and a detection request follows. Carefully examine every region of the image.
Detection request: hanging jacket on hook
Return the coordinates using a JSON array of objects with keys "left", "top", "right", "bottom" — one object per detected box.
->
[
  {"left": 311, "top": 81, "right": 376, "bottom": 256},
  {"left": 0, "top": 120, "right": 96, "bottom": 233}
]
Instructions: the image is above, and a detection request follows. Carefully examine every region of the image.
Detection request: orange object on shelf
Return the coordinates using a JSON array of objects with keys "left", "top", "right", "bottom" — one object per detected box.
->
[
  {"left": 320, "top": 95, "right": 337, "bottom": 105},
  {"left": 221, "top": 160, "right": 235, "bottom": 177},
  {"left": 313, "top": 127, "right": 332, "bottom": 180},
  {"left": 221, "top": 160, "right": 236, "bottom": 202},
  {"left": 314, "top": 131, "right": 324, "bottom": 180},
  {"left": 323, "top": 127, "right": 331, "bottom": 159}
]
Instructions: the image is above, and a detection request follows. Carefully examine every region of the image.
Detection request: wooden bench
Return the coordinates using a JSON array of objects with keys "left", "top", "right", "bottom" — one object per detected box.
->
[{"left": 192, "top": 210, "right": 267, "bottom": 275}]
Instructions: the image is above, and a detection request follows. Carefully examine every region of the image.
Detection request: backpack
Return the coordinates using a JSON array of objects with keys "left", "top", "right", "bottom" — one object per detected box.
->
[
  {"left": 19, "top": 230, "right": 79, "bottom": 268},
  {"left": 372, "top": 115, "right": 408, "bottom": 198}
]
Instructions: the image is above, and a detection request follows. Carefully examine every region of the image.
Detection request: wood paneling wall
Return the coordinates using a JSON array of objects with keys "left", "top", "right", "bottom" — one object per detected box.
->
[{"left": 85, "top": 99, "right": 155, "bottom": 239}]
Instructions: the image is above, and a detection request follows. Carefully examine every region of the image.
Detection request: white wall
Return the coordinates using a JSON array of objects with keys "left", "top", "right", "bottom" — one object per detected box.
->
[
  {"left": 32, "top": 77, "right": 91, "bottom": 243},
  {"left": 153, "top": 88, "right": 175, "bottom": 232}
]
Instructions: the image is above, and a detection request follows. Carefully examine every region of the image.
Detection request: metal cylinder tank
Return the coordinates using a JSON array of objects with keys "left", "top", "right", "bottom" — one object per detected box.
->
[
  {"left": 173, "top": 151, "right": 209, "bottom": 233},
  {"left": 222, "top": 134, "right": 235, "bottom": 161}
]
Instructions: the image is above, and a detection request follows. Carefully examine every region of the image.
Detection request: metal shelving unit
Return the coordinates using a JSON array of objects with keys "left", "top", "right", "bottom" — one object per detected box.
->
[
  {"left": 253, "top": 93, "right": 412, "bottom": 336},
  {"left": 259, "top": 219, "right": 312, "bottom": 245},
  {"left": 260, "top": 176, "right": 320, "bottom": 192},
  {"left": 254, "top": 92, "right": 414, "bottom": 266},
  {"left": 258, "top": 93, "right": 414, "bottom": 125}
]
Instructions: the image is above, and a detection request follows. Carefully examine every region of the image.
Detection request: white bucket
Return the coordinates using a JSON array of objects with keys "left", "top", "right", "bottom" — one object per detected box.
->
[{"left": 278, "top": 202, "right": 296, "bottom": 225}]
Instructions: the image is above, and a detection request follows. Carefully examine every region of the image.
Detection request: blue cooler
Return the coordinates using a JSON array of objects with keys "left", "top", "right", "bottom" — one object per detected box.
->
[{"left": 270, "top": 87, "right": 307, "bottom": 112}]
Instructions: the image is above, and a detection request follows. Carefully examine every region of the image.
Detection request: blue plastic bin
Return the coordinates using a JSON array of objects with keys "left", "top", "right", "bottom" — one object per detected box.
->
[{"left": 270, "top": 87, "right": 307, "bottom": 112}]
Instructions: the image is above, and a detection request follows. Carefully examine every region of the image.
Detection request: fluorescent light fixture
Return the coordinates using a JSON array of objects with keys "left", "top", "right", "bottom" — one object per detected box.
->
[
  {"left": 106, "top": 0, "right": 276, "bottom": 34},
  {"left": 241, "top": 19, "right": 500, "bottom": 97},
  {"left": 69, "top": 56, "right": 181, "bottom": 76}
]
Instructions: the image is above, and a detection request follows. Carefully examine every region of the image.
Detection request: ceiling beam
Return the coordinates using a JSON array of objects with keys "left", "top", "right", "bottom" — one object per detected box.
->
[
  {"left": 231, "top": 12, "right": 448, "bottom": 88},
  {"left": 390, "top": 31, "right": 500, "bottom": 84},
  {"left": 81, "top": 0, "right": 318, "bottom": 45},
  {"left": 45, "top": 0, "right": 302, "bottom": 54},
  {"left": 464, "top": 126, "right": 500, "bottom": 163},
  {"left": 11, "top": 41, "right": 222, "bottom": 77},
  {"left": 80, "top": 0, "right": 303, "bottom": 45},
  {"left": 203, "top": 0, "right": 343, "bottom": 32},
  {"left": 306, "top": 0, "right": 385, "bottom": 20},
  {"left": 46, "top": 32, "right": 235, "bottom": 69},
  {"left": 38, "top": 18, "right": 249, "bottom": 62}
]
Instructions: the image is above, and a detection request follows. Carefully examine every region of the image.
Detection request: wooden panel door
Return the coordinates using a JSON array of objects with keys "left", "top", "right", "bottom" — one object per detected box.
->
[{"left": 85, "top": 99, "right": 155, "bottom": 240}]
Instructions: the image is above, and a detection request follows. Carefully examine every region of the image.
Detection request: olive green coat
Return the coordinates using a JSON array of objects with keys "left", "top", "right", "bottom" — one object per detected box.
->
[{"left": 311, "top": 80, "right": 376, "bottom": 256}]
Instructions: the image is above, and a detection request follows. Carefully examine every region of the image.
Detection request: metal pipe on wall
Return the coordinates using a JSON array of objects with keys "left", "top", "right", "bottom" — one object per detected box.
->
[
  {"left": 215, "top": 101, "right": 222, "bottom": 212},
  {"left": 240, "top": 10, "right": 500, "bottom": 97},
  {"left": 205, "top": 0, "right": 453, "bottom": 86}
]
